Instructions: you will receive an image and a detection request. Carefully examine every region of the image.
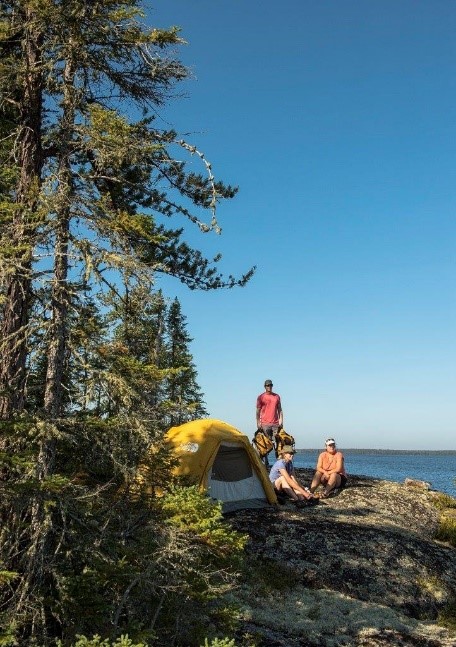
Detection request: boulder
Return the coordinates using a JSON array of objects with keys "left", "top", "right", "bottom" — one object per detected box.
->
[{"left": 404, "top": 477, "right": 432, "bottom": 490}]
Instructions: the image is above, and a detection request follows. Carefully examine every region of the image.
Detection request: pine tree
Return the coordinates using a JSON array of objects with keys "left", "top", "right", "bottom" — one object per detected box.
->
[
  {"left": 108, "top": 285, "right": 169, "bottom": 419},
  {"left": 0, "top": 0, "right": 255, "bottom": 420},
  {"left": 0, "top": 2, "right": 44, "bottom": 417},
  {"left": 0, "top": 2, "right": 251, "bottom": 643},
  {"left": 164, "top": 297, "right": 208, "bottom": 426}
]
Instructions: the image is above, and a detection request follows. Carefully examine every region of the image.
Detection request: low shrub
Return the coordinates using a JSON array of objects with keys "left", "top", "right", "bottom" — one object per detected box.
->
[
  {"left": 438, "top": 597, "right": 456, "bottom": 632},
  {"left": 435, "top": 516, "right": 456, "bottom": 548},
  {"left": 200, "top": 639, "right": 237, "bottom": 647},
  {"left": 60, "top": 637, "right": 239, "bottom": 647},
  {"left": 58, "top": 636, "right": 146, "bottom": 647},
  {"left": 433, "top": 493, "right": 456, "bottom": 510}
]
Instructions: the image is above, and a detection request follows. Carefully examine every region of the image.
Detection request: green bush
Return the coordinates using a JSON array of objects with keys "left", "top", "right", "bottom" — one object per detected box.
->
[
  {"left": 433, "top": 493, "right": 456, "bottom": 510},
  {"left": 435, "top": 516, "right": 456, "bottom": 548},
  {"left": 59, "top": 634, "right": 240, "bottom": 647},
  {"left": 152, "top": 487, "right": 247, "bottom": 645},
  {"left": 200, "top": 639, "right": 237, "bottom": 647},
  {"left": 58, "top": 636, "right": 146, "bottom": 647},
  {"left": 161, "top": 485, "right": 247, "bottom": 559}
]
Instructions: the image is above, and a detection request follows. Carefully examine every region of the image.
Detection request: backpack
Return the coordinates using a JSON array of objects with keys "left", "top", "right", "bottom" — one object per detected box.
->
[
  {"left": 275, "top": 427, "right": 296, "bottom": 457},
  {"left": 252, "top": 429, "right": 274, "bottom": 458}
]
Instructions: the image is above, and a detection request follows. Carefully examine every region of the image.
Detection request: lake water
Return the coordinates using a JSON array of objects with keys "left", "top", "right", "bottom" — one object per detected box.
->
[{"left": 293, "top": 449, "right": 456, "bottom": 497}]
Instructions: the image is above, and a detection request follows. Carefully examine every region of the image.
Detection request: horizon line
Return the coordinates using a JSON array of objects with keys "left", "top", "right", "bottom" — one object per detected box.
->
[{"left": 295, "top": 447, "right": 456, "bottom": 453}]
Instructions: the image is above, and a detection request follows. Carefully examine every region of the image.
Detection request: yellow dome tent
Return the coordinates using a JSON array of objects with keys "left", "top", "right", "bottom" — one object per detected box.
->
[{"left": 165, "top": 418, "right": 277, "bottom": 513}]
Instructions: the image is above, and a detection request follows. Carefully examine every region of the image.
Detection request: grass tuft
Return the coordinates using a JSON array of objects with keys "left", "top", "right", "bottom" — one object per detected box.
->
[
  {"left": 435, "top": 516, "right": 456, "bottom": 547},
  {"left": 433, "top": 493, "right": 456, "bottom": 510},
  {"left": 438, "top": 597, "right": 456, "bottom": 632}
]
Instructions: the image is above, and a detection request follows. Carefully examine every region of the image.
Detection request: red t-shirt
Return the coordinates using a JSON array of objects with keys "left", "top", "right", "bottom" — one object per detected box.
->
[{"left": 256, "top": 392, "right": 281, "bottom": 425}]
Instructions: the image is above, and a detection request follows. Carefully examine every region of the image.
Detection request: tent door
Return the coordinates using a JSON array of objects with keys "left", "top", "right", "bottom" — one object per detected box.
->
[{"left": 208, "top": 443, "right": 269, "bottom": 511}]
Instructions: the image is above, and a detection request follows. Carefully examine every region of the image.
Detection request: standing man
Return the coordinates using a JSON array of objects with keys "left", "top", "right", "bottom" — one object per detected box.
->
[{"left": 256, "top": 379, "right": 283, "bottom": 466}]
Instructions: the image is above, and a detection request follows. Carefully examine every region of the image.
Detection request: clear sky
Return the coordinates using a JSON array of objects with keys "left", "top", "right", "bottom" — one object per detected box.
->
[{"left": 149, "top": 1, "right": 455, "bottom": 450}]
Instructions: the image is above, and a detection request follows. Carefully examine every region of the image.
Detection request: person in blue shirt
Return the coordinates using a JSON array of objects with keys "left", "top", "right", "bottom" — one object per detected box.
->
[{"left": 269, "top": 445, "right": 317, "bottom": 507}]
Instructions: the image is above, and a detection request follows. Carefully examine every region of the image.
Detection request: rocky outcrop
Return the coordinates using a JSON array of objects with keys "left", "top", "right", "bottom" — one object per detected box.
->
[{"left": 227, "top": 469, "right": 456, "bottom": 647}]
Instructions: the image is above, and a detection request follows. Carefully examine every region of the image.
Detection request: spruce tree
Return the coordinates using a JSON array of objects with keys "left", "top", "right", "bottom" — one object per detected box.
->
[
  {"left": 0, "top": 2, "right": 252, "bottom": 644},
  {"left": 0, "top": 2, "right": 44, "bottom": 418},
  {"left": 164, "top": 297, "right": 208, "bottom": 426},
  {"left": 0, "top": 0, "right": 255, "bottom": 420}
]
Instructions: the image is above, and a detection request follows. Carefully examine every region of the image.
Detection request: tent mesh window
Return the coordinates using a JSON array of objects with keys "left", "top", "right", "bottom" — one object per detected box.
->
[{"left": 210, "top": 445, "right": 252, "bottom": 481}]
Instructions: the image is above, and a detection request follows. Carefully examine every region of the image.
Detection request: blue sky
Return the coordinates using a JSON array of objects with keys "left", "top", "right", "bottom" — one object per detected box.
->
[{"left": 149, "top": 1, "right": 455, "bottom": 450}]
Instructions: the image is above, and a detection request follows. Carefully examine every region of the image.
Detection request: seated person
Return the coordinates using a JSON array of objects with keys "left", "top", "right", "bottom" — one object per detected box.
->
[
  {"left": 269, "top": 445, "right": 317, "bottom": 506},
  {"left": 310, "top": 438, "right": 347, "bottom": 498}
]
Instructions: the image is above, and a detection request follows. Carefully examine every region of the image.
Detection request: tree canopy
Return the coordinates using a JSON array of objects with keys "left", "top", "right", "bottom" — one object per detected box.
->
[{"left": 0, "top": 2, "right": 252, "bottom": 644}]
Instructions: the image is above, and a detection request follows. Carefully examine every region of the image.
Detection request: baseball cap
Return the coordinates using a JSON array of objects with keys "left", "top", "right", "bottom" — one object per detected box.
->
[
  {"left": 264, "top": 379, "right": 273, "bottom": 386},
  {"left": 280, "top": 445, "right": 295, "bottom": 455},
  {"left": 325, "top": 438, "right": 336, "bottom": 446}
]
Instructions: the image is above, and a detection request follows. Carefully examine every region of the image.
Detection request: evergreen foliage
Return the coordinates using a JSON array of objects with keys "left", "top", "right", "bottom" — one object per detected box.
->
[
  {"left": 164, "top": 297, "right": 208, "bottom": 426},
  {"left": 0, "top": 1, "right": 252, "bottom": 644},
  {"left": 59, "top": 638, "right": 147, "bottom": 647}
]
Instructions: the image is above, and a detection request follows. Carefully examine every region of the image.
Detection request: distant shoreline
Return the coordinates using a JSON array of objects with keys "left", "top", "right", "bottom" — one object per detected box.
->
[{"left": 296, "top": 448, "right": 456, "bottom": 455}]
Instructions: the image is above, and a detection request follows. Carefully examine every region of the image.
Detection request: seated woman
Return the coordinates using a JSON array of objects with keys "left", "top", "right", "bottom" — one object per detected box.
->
[
  {"left": 269, "top": 445, "right": 317, "bottom": 507},
  {"left": 310, "top": 438, "right": 347, "bottom": 498}
]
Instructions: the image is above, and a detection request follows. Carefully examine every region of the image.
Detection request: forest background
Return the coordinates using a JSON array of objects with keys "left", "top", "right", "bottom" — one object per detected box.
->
[{"left": 0, "top": 1, "right": 251, "bottom": 646}]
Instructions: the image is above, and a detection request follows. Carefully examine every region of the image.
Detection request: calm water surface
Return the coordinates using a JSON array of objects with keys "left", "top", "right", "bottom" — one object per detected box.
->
[{"left": 293, "top": 450, "right": 456, "bottom": 497}]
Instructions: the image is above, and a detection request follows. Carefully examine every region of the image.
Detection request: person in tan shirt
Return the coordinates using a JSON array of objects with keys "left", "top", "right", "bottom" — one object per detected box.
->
[{"left": 310, "top": 438, "right": 347, "bottom": 498}]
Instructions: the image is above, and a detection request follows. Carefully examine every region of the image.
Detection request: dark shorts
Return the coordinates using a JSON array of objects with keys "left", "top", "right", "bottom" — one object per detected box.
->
[
  {"left": 261, "top": 425, "right": 279, "bottom": 439},
  {"left": 324, "top": 473, "right": 347, "bottom": 488}
]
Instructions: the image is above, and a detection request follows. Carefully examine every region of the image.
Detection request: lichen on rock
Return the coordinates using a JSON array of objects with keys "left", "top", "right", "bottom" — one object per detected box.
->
[{"left": 226, "top": 469, "right": 456, "bottom": 646}]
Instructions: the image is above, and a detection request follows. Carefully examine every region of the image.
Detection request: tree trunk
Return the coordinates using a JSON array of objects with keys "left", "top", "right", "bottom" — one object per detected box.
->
[
  {"left": 40, "top": 52, "right": 76, "bottom": 477},
  {"left": 0, "top": 7, "right": 43, "bottom": 419}
]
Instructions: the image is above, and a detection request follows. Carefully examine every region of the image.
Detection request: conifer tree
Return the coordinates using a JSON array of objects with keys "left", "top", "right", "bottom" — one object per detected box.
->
[
  {"left": 108, "top": 284, "right": 169, "bottom": 419},
  {"left": 0, "top": 2, "right": 44, "bottom": 418},
  {"left": 164, "top": 297, "right": 208, "bottom": 426},
  {"left": 0, "top": 2, "right": 251, "bottom": 643},
  {"left": 0, "top": 0, "right": 255, "bottom": 420}
]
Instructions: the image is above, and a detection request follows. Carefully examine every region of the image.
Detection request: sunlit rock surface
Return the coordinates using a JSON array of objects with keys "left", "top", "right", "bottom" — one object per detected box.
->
[{"left": 227, "top": 469, "right": 456, "bottom": 647}]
